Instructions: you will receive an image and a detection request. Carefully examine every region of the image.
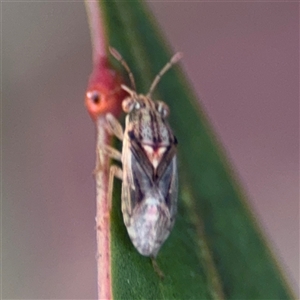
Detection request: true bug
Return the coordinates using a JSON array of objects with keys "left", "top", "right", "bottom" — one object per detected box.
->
[{"left": 102, "top": 47, "right": 182, "bottom": 259}]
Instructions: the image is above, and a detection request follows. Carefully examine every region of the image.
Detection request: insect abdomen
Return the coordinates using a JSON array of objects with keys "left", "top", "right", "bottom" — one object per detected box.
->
[
  {"left": 125, "top": 193, "right": 172, "bottom": 257},
  {"left": 122, "top": 150, "right": 177, "bottom": 257}
]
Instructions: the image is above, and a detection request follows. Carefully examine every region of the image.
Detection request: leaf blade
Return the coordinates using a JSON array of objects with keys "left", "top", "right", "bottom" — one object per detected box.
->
[{"left": 100, "top": 1, "right": 294, "bottom": 299}]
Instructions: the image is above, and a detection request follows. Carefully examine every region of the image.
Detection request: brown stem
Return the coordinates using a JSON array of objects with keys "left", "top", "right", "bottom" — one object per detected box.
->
[
  {"left": 85, "top": 1, "right": 107, "bottom": 66},
  {"left": 85, "top": 2, "right": 126, "bottom": 298},
  {"left": 84, "top": 1, "right": 112, "bottom": 299},
  {"left": 95, "top": 117, "right": 112, "bottom": 300}
]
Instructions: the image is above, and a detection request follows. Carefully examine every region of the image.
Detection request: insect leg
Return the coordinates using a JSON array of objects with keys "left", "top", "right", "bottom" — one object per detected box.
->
[
  {"left": 151, "top": 258, "right": 165, "bottom": 279},
  {"left": 94, "top": 144, "right": 122, "bottom": 174},
  {"left": 101, "top": 144, "right": 122, "bottom": 162},
  {"left": 105, "top": 113, "right": 124, "bottom": 141},
  {"left": 108, "top": 165, "right": 123, "bottom": 211}
]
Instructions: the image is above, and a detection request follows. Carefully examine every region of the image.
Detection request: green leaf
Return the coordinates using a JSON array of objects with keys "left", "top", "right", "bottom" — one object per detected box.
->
[{"left": 100, "top": 1, "right": 294, "bottom": 299}]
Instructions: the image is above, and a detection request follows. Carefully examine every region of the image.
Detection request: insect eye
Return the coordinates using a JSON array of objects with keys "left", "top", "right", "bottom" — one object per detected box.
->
[
  {"left": 122, "top": 97, "right": 135, "bottom": 113},
  {"left": 156, "top": 101, "right": 169, "bottom": 118},
  {"left": 135, "top": 101, "right": 145, "bottom": 110}
]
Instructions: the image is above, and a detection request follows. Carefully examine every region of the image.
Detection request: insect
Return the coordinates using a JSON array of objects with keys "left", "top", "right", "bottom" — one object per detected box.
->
[{"left": 102, "top": 47, "right": 182, "bottom": 259}]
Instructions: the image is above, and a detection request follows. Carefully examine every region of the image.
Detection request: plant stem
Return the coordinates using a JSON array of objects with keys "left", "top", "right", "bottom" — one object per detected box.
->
[
  {"left": 95, "top": 117, "right": 112, "bottom": 300},
  {"left": 85, "top": 0, "right": 107, "bottom": 66},
  {"left": 84, "top": 1, "right": 112, "bottom": 299}
]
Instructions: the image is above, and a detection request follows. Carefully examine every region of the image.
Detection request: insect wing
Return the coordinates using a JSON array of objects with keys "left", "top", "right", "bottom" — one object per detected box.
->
[{"left": 121, "top": 128, "right": 178, "bottom": 257}]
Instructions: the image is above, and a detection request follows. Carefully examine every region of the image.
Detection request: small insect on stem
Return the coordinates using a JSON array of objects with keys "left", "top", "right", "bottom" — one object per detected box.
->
[{"left": 102, "top": 47, "right": 182, "bottom": 276}]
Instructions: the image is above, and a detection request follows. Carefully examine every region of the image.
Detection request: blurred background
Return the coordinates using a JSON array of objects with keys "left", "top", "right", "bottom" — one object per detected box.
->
[{"left": 2, "top": 2, "right": 299, "bottom": 299}]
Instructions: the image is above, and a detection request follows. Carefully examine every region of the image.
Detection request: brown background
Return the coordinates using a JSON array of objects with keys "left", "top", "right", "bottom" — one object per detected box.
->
[{"left": 2, "top": 2, "right": 299, "bottom": 299}]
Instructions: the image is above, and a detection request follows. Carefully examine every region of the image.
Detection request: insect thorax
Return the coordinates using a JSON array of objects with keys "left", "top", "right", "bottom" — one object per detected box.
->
[{"left": 128, "top": 96, "right": 175, "bottom": 144}]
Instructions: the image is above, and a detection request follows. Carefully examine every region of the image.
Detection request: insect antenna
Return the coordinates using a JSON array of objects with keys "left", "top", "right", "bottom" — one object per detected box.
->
[
  {"left": 120, "top": 84, "right": 135, "bottom": 97},
  {"left": 147, "top": 52, "right": 183, "bottom": 97},
  {"left": 109, "top": 47, "right": 137, "bottom": 91}
]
